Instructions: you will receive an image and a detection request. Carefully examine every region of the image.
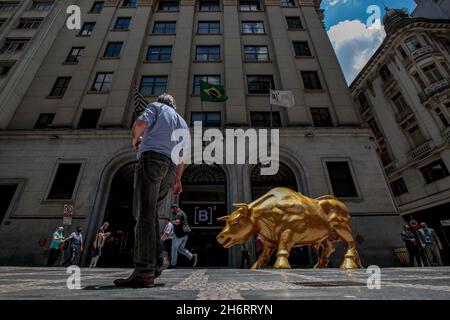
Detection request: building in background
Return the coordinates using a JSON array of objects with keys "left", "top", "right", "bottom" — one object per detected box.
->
[
  {"left": 0, "top": 0, "right": 402, "bottom": 267},
  {"left": 412, "top": 0, "right": 450, "bottom": 20},
  {"left": 350, "top": 8, "right": 450, "bottom": 264}
]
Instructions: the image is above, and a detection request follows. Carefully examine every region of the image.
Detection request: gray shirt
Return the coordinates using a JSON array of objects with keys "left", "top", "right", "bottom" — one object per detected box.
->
[{"left": 136, "top": 102, "right": 188, "bottom": 161}]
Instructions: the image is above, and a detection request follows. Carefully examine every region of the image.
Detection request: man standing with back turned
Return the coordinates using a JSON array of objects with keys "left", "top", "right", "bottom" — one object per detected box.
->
[{"left": 114, "top": 93, "right": 188, "bottom": 288}]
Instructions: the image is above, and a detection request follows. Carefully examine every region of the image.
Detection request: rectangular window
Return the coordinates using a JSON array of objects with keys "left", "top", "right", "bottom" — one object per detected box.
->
[
  {"left": 191, "top": 112, "right": 221, "bottom": 127},
  {"left": 0, "top": 184, "right": 18, "bottom": 223},
  {"left": 0, "top": 19, "right": 6, "bottom": 29},
  {"left": 140, "top": 76, "right": 168, "bottom": 96},
  {"left": 195, "top": 46, "right": 220, "bottom": 61},
  {"left": 2, "top": 38, "right": 29, "bottom": 52},
  {"left": 326, "top": 161, "right": 358, "bottom": 198},
  {"left": 280, "top": 0, "right": 296, "bottom": 7},
  {"left": 286, "top": 16, "right": 302, "bottom": 29},
  {"left": 311, "top": 108, "right": 333, "bottom": 127},
  {"left": 435, "top": 107, "right": 450, "bottom": 128},
  {"left": 405, "top": 36, "right": 422, "bottom": 52},
  {"left": 114, "top": 17, "right": 131, "bottom": 30},
  {"left": 413, "top": 72, "right": 426, "bottom": 90},
  {"left": 197, "top": 21, "right": 220, "bottom": 34},
  {"left": 66, "top": 47, "right": 85, "bottom": 63},
  {"left": 158, "top": 1, "right": 179, "bottom": 11},
  {"left": 422, "top": 64, "right": 443, "bottom": 84},
  {"left": 193, "top": 75, "right": 220, "bottom": 95},
  {"left": 379, "top": 146, "right": 392, "bottom": 166},
  {"left": 78, "top": 109, "right": 101, "bottom": 128},
  {"left": 244, "top": 46, "right": 269, "bottom": 61},
  {"left": 239, "top": 1, "right": 260, "bottom": 11},
  {"left": 153, "top": 22, "right": 176, "bottom": 34},
  {"left": 390, "top": 178, "right": 408, "bottom": 197},
  {"left": 392, "top": 92, "right": 410, "bottom": 114},
  {"left": 293, "top": 41, "right": 311, "bottom": 56},
  {"left": 31, "top": 1, "right": 53, "bottom": 11},
  {"left": 90, "top": 1, "right": 104, "bottom": 13},
  {"left": 34, "top": 113, "right": 55, "bottom": 129},
  {"left": 250, "top": 112, "right": 281, "bottom": 127},
  {"left": 91, "top": 73, "right": 113, "bottom": 92},
  {"left": 79, "top": 22, "right": 95, "bottom": 36},
  {"left": 104, "top": 42, "right": 123, "bottom": 58},
  {"left": 420, "top": 159, "right": 450, "bottom": 184},
  {"left": 146, "top": 46, "right": 172, "bottom": 61},
  {"left": 301, "top": 71, "right": 322, "bottom": 90},
  {"left": 122, "top": 0, "right": 137, "bottom": 7},
  {"left": 407, "top": 124, "right": 426, "bottom": 147},
  {"left": 49, "top": 77, "right": 71, "bottom": 97},
  {"left": 379, "top": 65, "right": 392, "bottom": 82},
  {"left": 47, "top": 163, "right": 82, "bottom": 200},
  {"left": 199, "top": 1, "right": 220, "bottom": 11},
  {"left": 17, "top": 18, "right": 42, "bottom": 29},
  {"left": 0, "top": 61, "right": 15, "bottom": 76},
  {"left": 241, "top": 21, "right": 264, "bottom": 34},
  {"left": 398, "top": 46, "right": 407, "bottom": 58},
  {"left": 357, "top": 93, "right": 371, "bottom": 112},
  {"left": 247, "top": 75, "right": 274, "bottom": 94}
]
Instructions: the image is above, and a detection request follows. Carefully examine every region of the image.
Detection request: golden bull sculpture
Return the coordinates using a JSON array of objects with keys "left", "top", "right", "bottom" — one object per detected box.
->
[{"left": 216, "top": 187, "right": 363, "bottom": 269}]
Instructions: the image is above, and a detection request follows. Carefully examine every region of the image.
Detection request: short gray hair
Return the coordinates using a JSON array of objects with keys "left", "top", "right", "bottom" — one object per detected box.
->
[{"left": 157, "top": 92, "right": 176, "bottom": 109}]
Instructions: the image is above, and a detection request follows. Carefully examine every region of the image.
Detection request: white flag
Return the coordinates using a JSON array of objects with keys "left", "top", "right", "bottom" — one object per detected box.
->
[{"left": 270, "top": 90, "right": 295, "bottom": 108}]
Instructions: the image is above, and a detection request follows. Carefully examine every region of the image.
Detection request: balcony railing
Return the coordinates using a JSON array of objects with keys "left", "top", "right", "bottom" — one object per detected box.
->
[
  {"left": 407, "top": 141, "right": 433, "bottom": 162},
  {"left": 420, "top": 78, "right": 450, "bottom": 102},
  {"left": 395, "top": 108, "right": 414, "bottom": 123},
  {"left": 411, "top": 45, "right": 434, "bottom": 60}
]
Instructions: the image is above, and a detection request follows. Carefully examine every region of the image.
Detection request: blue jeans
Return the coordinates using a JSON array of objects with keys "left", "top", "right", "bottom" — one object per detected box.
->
[{"left": 171, "top": 235, "right": 193, "bottom": 266}]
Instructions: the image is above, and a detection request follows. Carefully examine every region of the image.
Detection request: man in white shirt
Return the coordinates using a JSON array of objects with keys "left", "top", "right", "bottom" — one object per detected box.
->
[{"left": 161, "top": 217, "right": 174, "bottom": 264}]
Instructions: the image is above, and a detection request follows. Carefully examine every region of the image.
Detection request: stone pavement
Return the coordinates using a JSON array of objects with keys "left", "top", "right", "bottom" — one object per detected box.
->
[{"left": 0, "top": 266, "right": 450, "bottom": 300}]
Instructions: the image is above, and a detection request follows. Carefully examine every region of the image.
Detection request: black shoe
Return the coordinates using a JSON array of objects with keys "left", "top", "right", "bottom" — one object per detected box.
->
[
  {"left": 167, "top": 265, "right": 176, "bottom": 269},
  {"left": 192, "top": 254, "right": 198, "bottom": 268},
  {"left": 114, "top": 275, "right": 155, "bottom": 288}
]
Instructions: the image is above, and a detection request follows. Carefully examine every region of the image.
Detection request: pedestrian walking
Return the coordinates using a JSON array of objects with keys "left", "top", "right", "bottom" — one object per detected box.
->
[
  {"left": 62, "top": 226, "right": 84, "bottom": 267},
  {"left": 409, "top": 219, "right": 428, "bottom": 266},
  {"left": 169, "top": 205, "right": 198, "bottom": 269},
  {"left": 419, "top": 222, "right": 443, "bottom": 266},
  {"left": 240, "top": 242, "right": 251, "bottom": 269},
  {"left": 89, "top": 222, "right": 111, "bottom": 268},
  {"left": 401, "top": 224, "right": 422, "bottom": 267},
  {"left": 161, "top": 217, "right": 174, "bottom": 266},
  {"left": 114, "top": 93, "right": 187, "bottom": 288},
  {"left": 47, "top": 226, "right": 64, "bottom": 267}
]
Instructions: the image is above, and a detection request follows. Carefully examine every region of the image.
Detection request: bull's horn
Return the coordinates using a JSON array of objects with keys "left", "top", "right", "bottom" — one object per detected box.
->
[
  {"left": 217, "top": 216, "right": 230, "bottom": 222},
  {"left": 232, "top": 203, "right": 248, "bottom": 209}
]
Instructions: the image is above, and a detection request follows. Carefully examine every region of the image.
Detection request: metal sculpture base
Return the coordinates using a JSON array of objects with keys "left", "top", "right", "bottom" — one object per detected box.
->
[{"left": 216, "top": 187, "right": 363, "bottom": 269}]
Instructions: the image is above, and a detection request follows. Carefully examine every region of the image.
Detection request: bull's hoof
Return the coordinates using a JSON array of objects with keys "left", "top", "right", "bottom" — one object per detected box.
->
[
  {"left": 274, "top": 256, "right": 291, "bottom": 269},
  {"left": 250, "top": 262, "right": 259, "bottom": 269},
  {"left": 340, "top": 255, "right": 363, "bottom": 269}
]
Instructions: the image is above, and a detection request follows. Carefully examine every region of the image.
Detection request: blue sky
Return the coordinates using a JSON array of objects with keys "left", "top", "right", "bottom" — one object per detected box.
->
[{"left": 320, "top": 0, "right": 417, "bottom": 83}]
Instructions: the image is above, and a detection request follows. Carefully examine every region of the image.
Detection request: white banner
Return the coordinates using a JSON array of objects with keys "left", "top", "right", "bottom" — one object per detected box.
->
[{"left": 270, "top": 90, "right": 295, "bottom": 108}]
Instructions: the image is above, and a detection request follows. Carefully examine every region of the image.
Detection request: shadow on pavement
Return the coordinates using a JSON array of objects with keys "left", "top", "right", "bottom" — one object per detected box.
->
[{"left": 83, "top": 283, "right": 166, "bottom": 290}]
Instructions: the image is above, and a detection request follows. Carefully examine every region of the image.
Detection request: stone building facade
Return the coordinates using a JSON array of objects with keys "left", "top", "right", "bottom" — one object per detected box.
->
[
  {"left": 350, "top": 8, "right": 450, "bottom": 264},
  {"left": 0, "top": 0, "right": 402, "bottom": 267}
]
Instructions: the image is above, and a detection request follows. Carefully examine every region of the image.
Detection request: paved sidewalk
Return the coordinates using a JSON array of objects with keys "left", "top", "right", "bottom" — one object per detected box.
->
[{"left": 0, "top": 267, "right": 450, "bottom": 300}]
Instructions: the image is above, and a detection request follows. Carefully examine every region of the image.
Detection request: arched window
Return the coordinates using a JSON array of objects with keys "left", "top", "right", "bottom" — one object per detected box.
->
[{"left": 250, "top": 162, "right": 297, "bottom": 199}]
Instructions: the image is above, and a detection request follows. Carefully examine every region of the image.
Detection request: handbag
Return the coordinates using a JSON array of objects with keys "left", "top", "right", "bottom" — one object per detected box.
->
[{"left": 182, "top": 223, "right": 191, "bottom": 234}]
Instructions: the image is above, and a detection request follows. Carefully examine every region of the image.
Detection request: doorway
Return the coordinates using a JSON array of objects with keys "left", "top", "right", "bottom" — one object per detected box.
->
[
  {"left": 179, "top": 164, "right": 229, "bottom": 267},
  {"left": 0, "top": 184, "right": 18, "bottom": 225}
]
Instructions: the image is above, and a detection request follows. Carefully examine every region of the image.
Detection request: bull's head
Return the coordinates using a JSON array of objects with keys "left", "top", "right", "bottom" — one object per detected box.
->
[{"left": 216, "top": 203, "right": 256, "bottom": 248}]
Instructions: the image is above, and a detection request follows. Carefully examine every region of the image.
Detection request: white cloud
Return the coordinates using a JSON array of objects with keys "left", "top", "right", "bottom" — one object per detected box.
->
[
  {"left": 327, "top": 19, "right": 386, "bottom": 84},
  {"left": 324, "top": 0, "right": 350, "bottom": 7}
]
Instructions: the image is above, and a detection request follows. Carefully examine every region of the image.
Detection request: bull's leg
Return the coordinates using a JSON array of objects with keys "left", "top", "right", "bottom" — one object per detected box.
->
[
  {"left": 251, "top": 246, "right": 274, "bottom": 269},
  {"left": 335, "top": 227, "right": 363, "bottom": 269},
  {"left": 313, "top": 239, "right": 335, "bottom": 268},
  {"left": 274, "top": 230, "right": 295, "bottom": 269}
]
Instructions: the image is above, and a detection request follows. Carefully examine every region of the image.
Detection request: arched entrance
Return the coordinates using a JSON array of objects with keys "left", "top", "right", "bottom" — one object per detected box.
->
[
  {"left": 251, "top": 162, "right": 314, "bottom": 267},
  {"left": 179, "top": 164, "right": 229, "bottom": 267},
  {"left": 98, "top": 162, "right": 137, "bottom": 267}
]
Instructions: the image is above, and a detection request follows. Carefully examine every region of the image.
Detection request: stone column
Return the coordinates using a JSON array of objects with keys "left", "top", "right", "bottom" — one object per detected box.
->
[
  {"left": 167, "top": 0, "right": 196, "bottom": 118},
  {"left": 223, "top": 0, "right": 247, "bottom": 126}
]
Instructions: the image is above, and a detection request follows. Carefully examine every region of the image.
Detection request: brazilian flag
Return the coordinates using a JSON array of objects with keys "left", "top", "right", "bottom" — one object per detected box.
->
[{"left": 200, "top": 81, "right": 228, "bottom": 102}]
